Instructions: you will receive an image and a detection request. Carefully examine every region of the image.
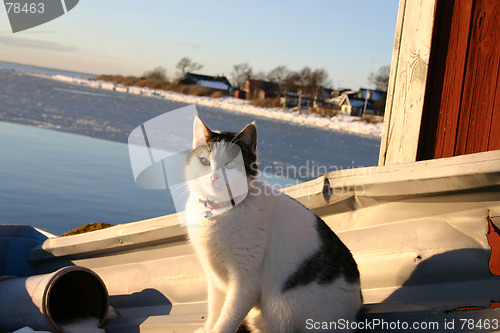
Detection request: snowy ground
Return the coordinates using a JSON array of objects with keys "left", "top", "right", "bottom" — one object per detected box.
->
[{"left": 41, "top": 74, "right": 383, "bottom": 138}]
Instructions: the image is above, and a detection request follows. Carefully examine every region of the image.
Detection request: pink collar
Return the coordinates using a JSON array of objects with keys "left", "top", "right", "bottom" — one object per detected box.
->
[{"left": 199, "top": 195, "right": 245, "bottom": 210}]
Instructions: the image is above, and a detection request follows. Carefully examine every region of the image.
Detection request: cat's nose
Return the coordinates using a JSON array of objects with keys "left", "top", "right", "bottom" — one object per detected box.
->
[{"left": 211, "top": 173, "right": 220, "bottom": 182}]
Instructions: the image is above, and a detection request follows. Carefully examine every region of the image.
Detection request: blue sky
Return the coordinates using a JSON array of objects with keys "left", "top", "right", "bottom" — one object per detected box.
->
[{"left": 0, "top": 0, "right": 399, "bottom": 89}]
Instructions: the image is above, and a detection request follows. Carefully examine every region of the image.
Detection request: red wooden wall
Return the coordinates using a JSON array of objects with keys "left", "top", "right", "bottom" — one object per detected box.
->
[{"left": 417, "top": 0, "right": 500, "bottom": 160}]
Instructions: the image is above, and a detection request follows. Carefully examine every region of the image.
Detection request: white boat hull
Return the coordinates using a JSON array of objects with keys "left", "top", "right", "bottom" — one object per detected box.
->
[{"left": 23, "top": 150, "right": 500, "bottom": 331}]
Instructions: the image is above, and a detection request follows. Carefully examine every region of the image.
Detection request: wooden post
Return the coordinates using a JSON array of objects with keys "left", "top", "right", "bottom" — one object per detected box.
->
[{"left": 379, "top": 0, "right": 438, "bottom": 166}]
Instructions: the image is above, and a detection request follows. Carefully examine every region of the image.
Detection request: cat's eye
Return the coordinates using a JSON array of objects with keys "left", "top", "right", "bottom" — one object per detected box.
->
[
  {"left": 225, "top": 161, "right": 237, "bottom": 169},
  {"left": 199, "top": 157, "right": 210, "bottom": 166}
]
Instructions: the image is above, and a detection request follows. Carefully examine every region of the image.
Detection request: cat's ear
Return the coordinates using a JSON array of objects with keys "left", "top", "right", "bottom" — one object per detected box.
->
[
  {"left": 192, "top": 116, "right": 212, "bottom": 148},
  {"left": 236, "top": 121, "right": 257, "bottom": 153}
]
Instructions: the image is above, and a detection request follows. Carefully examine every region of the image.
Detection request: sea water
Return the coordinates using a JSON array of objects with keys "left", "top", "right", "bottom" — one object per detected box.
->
[
  {"left": 0, "top": 63, "right": 380, "bottom": 235},
  {"left": 0, "top": 121, "right": 175, "bottom": 235}
]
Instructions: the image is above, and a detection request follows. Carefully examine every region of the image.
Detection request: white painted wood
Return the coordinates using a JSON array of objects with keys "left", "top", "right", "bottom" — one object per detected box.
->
[
  {"left": 379, "top": 0, "right": 438, "bottom": 165},
  {"left": 379, "top": 0, "right": 406, "bottom": 166}
]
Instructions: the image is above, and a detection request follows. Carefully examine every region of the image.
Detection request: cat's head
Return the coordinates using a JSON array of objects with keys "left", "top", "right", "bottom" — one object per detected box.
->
[{"left": 185, "top": 117, "right": 257, "bottom": 201}]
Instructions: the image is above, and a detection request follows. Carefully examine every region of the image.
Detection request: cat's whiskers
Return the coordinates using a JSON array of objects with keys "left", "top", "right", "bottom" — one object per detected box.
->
[{"left": 166, "top": 185, "right": 189, "bottom": 199}]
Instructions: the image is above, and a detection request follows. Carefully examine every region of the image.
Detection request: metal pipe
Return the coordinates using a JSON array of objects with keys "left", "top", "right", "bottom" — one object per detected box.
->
[{"left": 0, "top": 266, "right": 108, "bottom": 332}]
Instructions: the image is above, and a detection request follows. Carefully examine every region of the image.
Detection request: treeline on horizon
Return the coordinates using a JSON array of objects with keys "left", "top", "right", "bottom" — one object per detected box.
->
[
  {"left": 97, "top": 71, "right": 226, "bottom": 99},
  {"left": 97, "top": 57, "right": 389, "bottom": 109}
]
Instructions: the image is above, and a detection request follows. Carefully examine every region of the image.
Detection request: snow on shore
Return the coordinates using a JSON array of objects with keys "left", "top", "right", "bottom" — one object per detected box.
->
[{"left": 43, "top": 74, "right": 383, "bottom": 137}]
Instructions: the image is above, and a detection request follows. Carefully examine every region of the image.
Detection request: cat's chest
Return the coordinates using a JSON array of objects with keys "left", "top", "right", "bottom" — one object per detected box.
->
[
  {"left": 189, "top": 223, "right": 238, "bottom": 282},
  {"left": 195, "top": 220, "right": 243, "bottom": 258},
  {"left": 190, "top": 216, "right": 266, "bottom": 275}
]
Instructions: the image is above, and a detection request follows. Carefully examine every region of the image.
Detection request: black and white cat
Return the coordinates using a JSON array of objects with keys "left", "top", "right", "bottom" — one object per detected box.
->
[{"left": 185, "top": 117, "right": 362, "bottom": 333}]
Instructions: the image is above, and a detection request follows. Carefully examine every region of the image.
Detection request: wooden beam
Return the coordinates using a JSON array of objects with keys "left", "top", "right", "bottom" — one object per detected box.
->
[
  {"left": 432, "top": 0, "right": 474, "bottom": 158},
  {"left": 417, "top": 0, "right": 474, "bottom": 160},
  {"left": 456, "top": 0, "right": 500, "bottom": 155},
  {"left": 379, "top": 0, "right": 438, "bottom": 165}
]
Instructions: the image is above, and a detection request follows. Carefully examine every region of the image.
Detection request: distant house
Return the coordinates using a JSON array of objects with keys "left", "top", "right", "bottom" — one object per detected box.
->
[
  {"left": 280, "top": 92, "right": 314, "bottom": 108},
  {"left": 315, "top": 87, "right": 334, "bottom": 105},
  {"left": 179, "top": 72, "right": 232, "bottom": 92},
  {"left": 236, "top": 76, "right": 333, "bottom": 108},
  {"left": 327, "top": 88, "right": 387, "bottom": 116},
  {"left": 238, "top": 77, "right": 279, "bottom": 100},
  {"left": 354, "top": 88, "right": 387, "bottom": 102},
  {"left": 329, "top": 88, "right": 354, "bottom": 98}
]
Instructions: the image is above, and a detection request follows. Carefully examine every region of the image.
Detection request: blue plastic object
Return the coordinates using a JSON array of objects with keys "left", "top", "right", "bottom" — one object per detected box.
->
[{"left": 0, "top": 225, "right": 48, "bottom": 277}]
